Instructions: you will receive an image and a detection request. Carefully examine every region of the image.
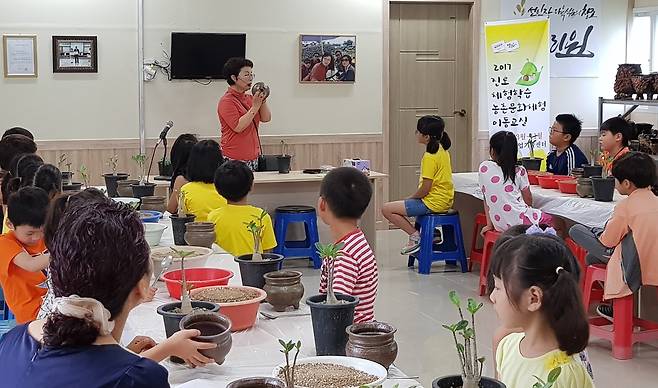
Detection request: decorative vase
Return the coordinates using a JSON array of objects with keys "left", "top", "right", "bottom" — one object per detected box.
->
[
  {"left": 263, "top": 270, "right": 304, "bottom": 312},
  {"left": 140, "top": 195, "right": 167, "bottom": 213},
  {"left": 632, "top": 75, "right": 652, "bottom": 100},
  {"left": 156, "top": 301, "right": 220, "bottom": 363},
  {"left": 346, "top": 322, "right": 398, "bottom": 369},
  {"left": 184, "top": 221, "right": 216, "bottom": 248}
]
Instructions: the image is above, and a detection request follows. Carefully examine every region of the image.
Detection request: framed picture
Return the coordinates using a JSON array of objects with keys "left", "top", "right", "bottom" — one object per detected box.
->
[
  {"left": 52, "top": 35, "right": 98, "bottom": 73},
  {"left": 299, "top": 34, "right": 356, "bottom": 83},
  {"left": 3, "top": 34, "right": 38, "bottom": 78}
]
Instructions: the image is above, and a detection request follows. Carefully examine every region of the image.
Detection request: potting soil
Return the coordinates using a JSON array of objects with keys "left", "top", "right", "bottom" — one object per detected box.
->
[
  {"left": 192, "top": 287, "right": 260, "bottom": 303},
  {"left": 278, "top": 363, "right": 377, "bottom": 388}
]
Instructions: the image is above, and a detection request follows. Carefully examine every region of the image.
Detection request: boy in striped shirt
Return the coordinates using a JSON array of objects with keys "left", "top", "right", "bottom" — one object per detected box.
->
[
  {"left": 546, "top": 114, "right": 588, "bottom": 176},
  {"left": 318, "top": 167, "right": 378, "bottom": 323}
]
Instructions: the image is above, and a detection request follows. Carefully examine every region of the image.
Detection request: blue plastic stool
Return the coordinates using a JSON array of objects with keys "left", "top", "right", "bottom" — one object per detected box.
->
[
  {"left": 273, "top": 205, "right": 321, "bottom": 269},
  {"left": 0, "top": 287, "right": 16, "bottom": 338},
  {"left": 408, "top": 211, "right": 468, "bottom": 275}
]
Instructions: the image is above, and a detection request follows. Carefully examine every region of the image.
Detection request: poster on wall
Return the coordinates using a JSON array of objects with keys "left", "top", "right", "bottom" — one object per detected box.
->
[
  {"left": 485, "top": 19, "right": 551, "bottom": 160},
  {"left": 299, "top": 35, "right": 356, "bottom": 83},
  {"left": 501, "top": 0, "right": 600, "bottom": 78}
]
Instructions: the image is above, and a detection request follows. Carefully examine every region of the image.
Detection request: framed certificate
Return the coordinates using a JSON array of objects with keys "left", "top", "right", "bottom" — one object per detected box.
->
[{"left": 3, "top": 34, "right": 38, "bottom": 78}]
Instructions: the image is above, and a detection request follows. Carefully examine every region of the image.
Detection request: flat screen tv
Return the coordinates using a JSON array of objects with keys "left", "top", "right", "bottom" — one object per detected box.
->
[{"left": 170, "top": 32, "right": 246, "bottom": 80}]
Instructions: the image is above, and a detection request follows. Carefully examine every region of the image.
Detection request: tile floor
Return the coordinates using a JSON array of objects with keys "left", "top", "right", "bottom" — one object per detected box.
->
[{"left": 285, "top": 229, "right": 658, "bottom": 388}]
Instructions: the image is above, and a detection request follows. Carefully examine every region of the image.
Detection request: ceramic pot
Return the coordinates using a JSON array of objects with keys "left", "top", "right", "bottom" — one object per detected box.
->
[
  {"left": 576, "top": 178, "right": 593, "bottom": 198},
  {"left": 102, "top": 173, "right": 129, "bottom": 198},
  {"left": 140, "top": 195, "right": 167, "bottom": 213},
  {"left": 432, "top": 376, "right": 506, "bottom": 388},
  {"left": 227, "top": 378, "right": 286, "bottom": 388},
  {"left": 570, "top": 167, "right": 584, "bottom": 179},
  {"left": 346, "top": 322, "right": 398, "bottom": 369},
  {"left": 156, "top": 301, "right": 220, "bottom": 363},
  {"left": 179, "top": 312, "right": 232, "bottom": 365},
  {"left": 131, "top": 183, "right": 156, "bottom": 199},
  {"left": 263, "top": 270, "right": 304, "bottom": 312},
  {"left": 170, "top": 213, "right": 196, "bottom": 245},
  {"left": 235, "top": 253, "right": 284, "bottom": 290},
  {"left": 184, "top": 221, "right": 216, "bottom": 248},
  {"left": 117, "top": 179, "right": 139, "bottom": 197},
  {"left": 306, "top": 293, "right": 359, "bottom": 356}
]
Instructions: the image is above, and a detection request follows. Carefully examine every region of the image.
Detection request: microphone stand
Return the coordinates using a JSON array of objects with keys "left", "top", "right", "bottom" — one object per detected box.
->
[{"left": 146, "top": 137, "right": 164, "bottom": 184}]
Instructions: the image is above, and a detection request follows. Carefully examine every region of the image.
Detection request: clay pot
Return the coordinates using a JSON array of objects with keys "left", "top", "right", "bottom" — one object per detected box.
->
[
  {"left": 263, "top": 270, "right": 304, "bottom": 312},
  {"left": 184, "top": 221, "right": 216, "bottom": 248},
  {"left": 117, "top": 179, "right": 139, "bottom": 197},
  {"left": 156, "top": 301, "right": 220, "bottom": 363},
  {"left": 570, "top": 167, "right": 584, "bottom": 179},
  {"left": 346, "top": 322, "right": 398, "bottom": 369},
  {"left": 179, "top": 312, "right": 232, "bottom": 365},
  {"left": 170, "top": 213, "right": 196, "bottom": 245},
  {"left": 227, "top": 377, "right": 286, "bottom": 388},
  {"left": 102, "top": 173, "right": 129, "bottom": 198},
  {"left": 140, "top": 195, "right": 167, "bottom": 213},
  {"left": 576, "top": 177, "right": 593, "bottom": 198},
  {"left": 614, "top": 64, "right": 642, "bottom": 100}
]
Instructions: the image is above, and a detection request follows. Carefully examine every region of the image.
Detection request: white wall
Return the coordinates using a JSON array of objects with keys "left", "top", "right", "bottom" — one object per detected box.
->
[{"left": 0, "top": 0, "right": 383, "bottom": 140}]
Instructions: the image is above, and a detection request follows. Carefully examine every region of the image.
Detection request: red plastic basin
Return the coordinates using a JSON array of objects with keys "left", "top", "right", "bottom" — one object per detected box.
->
[
  {"left": 537, "top": 175, "right": 570, "bottom": 189},
  {"left": 558, "top": 179, "right": 578, "bottom": 194},
  {"left": 162, "top": 268, "right": 234, "bottom": 300},
  {"left": 528, "top": 171, "right": 553, "bottom": 185}
]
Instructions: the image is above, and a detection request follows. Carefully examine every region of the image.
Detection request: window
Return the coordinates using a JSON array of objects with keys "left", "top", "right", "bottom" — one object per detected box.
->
[{"left": 630, "top": 8, "right": 658, "bottom": 72}]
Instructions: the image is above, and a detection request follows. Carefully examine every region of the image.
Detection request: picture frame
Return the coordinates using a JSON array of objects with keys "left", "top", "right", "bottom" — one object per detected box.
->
[
  {"left": 2, "top": 34, "right": 38, "bottom": 78},
  {"left": 52, "top": 35, "right": 98, "bottom": 73},
  {"left": 299, "top": 34, "right": 356, "bottom": 84}
]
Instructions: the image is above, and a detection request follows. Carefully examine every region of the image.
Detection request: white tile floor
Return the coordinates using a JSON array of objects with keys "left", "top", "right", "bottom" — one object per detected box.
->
[{"left": 284, "top": 229, "right": 658, "bottom": 388}]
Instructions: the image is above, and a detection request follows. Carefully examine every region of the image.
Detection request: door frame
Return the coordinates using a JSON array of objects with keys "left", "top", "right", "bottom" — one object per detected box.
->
[{"left": 382, "top": 0, "right": 481, "bottom": 201}]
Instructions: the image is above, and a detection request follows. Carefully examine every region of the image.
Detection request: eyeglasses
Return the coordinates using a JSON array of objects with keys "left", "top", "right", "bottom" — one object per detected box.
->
[
  {"left": 341, "top": 58, "right": 350, "bottom": 62},
  {"left": 550, "top": 127, "right": 566, "bottom": 134},
  {"left": 240, "top": 72, "right": 255, "bottom": 78}
]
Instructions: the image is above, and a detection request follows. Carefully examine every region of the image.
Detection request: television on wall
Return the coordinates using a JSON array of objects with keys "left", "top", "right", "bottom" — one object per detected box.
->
[{"left": 170, "top": 32, "right": 246, "bottom": 80}]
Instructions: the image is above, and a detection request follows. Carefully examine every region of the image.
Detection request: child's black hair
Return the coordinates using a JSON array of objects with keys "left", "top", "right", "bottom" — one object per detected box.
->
[
  {"left": 320, "top": 167, "right": 372, "bottom": 219},
  {"left": 7, "top": 186, "right": 50, "bottom": 228},
  {"left": 490, "top": 233, "right": 589, "bottom": 355},
  {"left": 33, "top": 164, "right": 62, "bottom": 198},
  {"left": 612, "top": 151, "right": 657, "bottom": 189},
  {"left": 169, "top": 133, "right": 198, "bottom": 190},
  {"left": 1, "top": 153, "right": 44, "bottom": 205},
  {"left": 2, "top": 127, "right": 34, "bottom": 140},
  {"left": 185, "top": 140, "right": 223, "bottom": 184},
  {"left": 0, "top": 134, "right": 37, "bottom": 170},
  {"left": 213, "top": 160, "right": 253, "bottom": 202},
  {"left": 555, "top": 114, "right": 583, "bottom": 144},
  {"left": 417, "top": 115, "right": 451, "bottom": 154},
  {"left": 489, "top": 131, "right": 519, "bottom": 184},
  {"left": 600, "top": 117, "right": 632, "bottom": 146}
]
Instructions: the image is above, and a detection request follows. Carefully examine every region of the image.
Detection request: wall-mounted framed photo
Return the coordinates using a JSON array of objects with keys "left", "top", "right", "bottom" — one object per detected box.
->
[
  {"left": 299, "top": 34, "right": 356, "bottom": 83},
  {"left": 3, "top": 34, "right": 38, "bottom": 78},
  {"left": 52, "top": 35, "right": 98, "bottom": 73}
]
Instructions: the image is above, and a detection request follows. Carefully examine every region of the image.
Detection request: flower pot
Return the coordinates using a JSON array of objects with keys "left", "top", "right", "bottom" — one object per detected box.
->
[
  {"left": 62, "top": 182, "right": 83, "bottom": 192},
  {"left": 432, "top": 375, "right": 506, "bottom": 388},
  {"left": 235, "top": 253, "right": 284, "bottom": 290},
  {"left": 143, "top": 223, "right": 167, "bottom": 247},
  {"left": 306, "top": 293, "right": 359, "bottom": 356},
  {"left": 263, "top": 270, "right": 304, "bottom": 312},
  {"left": 117, "top": 179, "right": 139, "bottom": 197},
  {"left": 156, "top": 301, "right": 220, "bottom": 363},
  {"left": 140, "top": 195, "right": 166, "bottom": 213},
  {"left": 131, "top": 182, "right": 156, "bottom": 199},
  {"left": 346, "top": 322, "right": 398, "bottom": 369},
  {"left": 184, "top": 221, "right": 216, "bottom": 248},
  {"left": 170, "top": 213, "right": 196, "bottom": 245},
  {"left": 591, "top": 176, "right": 616, "bottom": 202},
  {"left": 191, "top": 285, "right": 267, "bottom": 331},
  {"left": 520, "top": 157, "right": 542, "bottom": 171},
  {"left": 163, "top": 267, "right": 234, "bottom": 300},
  {"left": 570, "top": 167, "right": 584, "bottom": 179},
  {"left": 227, "top": 377, "right": 286, "bottom": 388},
  {"left": 60, "top": 171, "right": 74, "bottom": 185},
  {"left": 582, "top": 165, "right": 603, "bottom": 178},
  {"left": 277, "top": 155, "right": 292, "bottom": 174},
  {"left": 158, "top": 160, "right": 173, "bottom": 177},
  {"left": 102, "top": 173, "right": 129, "bottom": 198},
  {"left": 179, "top": 312, "right": 232, "bottom": 365},
  {"left": 576, "top": 178, "right": 593, "bottom": 198}
]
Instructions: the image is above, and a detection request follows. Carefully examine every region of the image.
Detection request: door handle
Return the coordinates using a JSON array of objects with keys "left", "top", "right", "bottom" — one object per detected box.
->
[{"left": 453, "top": 109, "right": 467, "bottom": 117}]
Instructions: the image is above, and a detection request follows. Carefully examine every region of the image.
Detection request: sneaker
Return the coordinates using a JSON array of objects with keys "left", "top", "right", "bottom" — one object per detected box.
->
[
  {"left": 433, "top": 226, "right": 444, "bottom": 245},
  {"left": 596, "top": 304, "right": 613, "bottom": 322},
  {"left": 401, "top": 236, "right": 421, "bottom": 255}
]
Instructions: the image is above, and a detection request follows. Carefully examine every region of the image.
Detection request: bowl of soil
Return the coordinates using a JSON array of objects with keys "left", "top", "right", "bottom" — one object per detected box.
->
[
  {"left": 150, "top": 245, "right": 213, "bottom": 277},
  {"left": 191, "top": 285, "right": 267, "bottom": 331},
  {"left": 272, "top": 356, "right": 386, "bottom": 388},
  {"left": 527, "top": 170, "right": 552, "bottom": 185},
  {"left": 162, "top": 268, "right": 234, "bottom": 299},
  {"left": 139, "top": 210, "right": 162, "bottom": 223}
]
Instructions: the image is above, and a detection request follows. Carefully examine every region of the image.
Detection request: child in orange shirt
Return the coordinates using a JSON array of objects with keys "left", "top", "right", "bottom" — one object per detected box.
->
[{"left": 0, "top": 187, "right": 50, "bottom": 323}]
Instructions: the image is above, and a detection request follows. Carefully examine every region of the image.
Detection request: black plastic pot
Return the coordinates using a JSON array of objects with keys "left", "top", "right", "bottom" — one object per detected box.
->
[
  {"left": 582, "top": 165, "right": 603, "bottom": 178},
  {"left": 156, "top": 301, "right": 220, "bottom": 363},
  {"left": 170, "top": 213, "right": 196, "bottom": 245},
  {"left": 306, "top": 293, "right": 359, "bottom": 356},
  {"left": 234, "top": 253, "right": 284, "bottom": 289},
  {"left": 131, "top": 183, "right": 156, "bottom": 199},
  {"left": 277, "top": 155, "right": 292, "bottom": 174},
  {"left": 520, "top": 157, "right": 542, "bottom": 171},
  {"left": 591, "top": 176, "right": 616, "bottom": 202},
  {"left": 102, "top": 173, "right": 129, "bottom": 198},
  {"left": 432, "top": 376, "right": 506, "bottom": 388},
  {"left": 158, "top": 160, "right": 173, "bottom": 177},
  {"left": 62, "top": 182, "right": 83, "bottom": 192}
]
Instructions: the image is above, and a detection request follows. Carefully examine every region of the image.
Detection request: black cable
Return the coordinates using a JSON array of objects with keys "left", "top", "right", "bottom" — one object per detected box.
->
[{"left": 193, "top": 79, "right": 212, "bottom": 86}]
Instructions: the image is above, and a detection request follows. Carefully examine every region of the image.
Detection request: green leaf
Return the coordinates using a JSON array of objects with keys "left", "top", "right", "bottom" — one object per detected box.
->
[
  {"left": 455, "top": 320, "right": 469, "bottom": 331},
  {"left": 533, "top": 375, "right": 546, "bottom": 385},
  {"left": 278, "top": 339, "right": 287, "bottom": 348},
  {"left": 296, "top": 340, "right": 302, "bottom": 349},
  {"left": 547, "top": 366, "right": 562, "bottom": 383},
  {"left": 456, "top": 343, "right": 465, "bottom": 354},
  {"left": 477, "top": 357, "right": 486, "bottom": 364},
  {"left": 449, "top": 290, "right": 461, "bottom": 307},
  {"left": 442, "top": 324, "right": 456, "bottom": 332}
]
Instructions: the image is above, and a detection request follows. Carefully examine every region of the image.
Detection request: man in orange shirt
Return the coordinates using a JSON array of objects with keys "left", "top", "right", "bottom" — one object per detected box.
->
[{"left": 0, "top": 187, "right": 50, "bottom": 323}]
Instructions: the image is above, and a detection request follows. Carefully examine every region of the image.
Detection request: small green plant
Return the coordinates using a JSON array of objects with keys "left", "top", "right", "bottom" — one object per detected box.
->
[
  {"left": 280, "top": 140, "right": 290, "bottom": 157},
  {"left": 131, "top": 153, "right": 147, "bottom": 185},
  {"left": 278, "top": 339, "right": 302, "bottom": 388},
  {"left": 171, "top": 247, "right": 195, "bottom": 314},
  {"left": 244, "top": 209, "right": 269, "bottom": 261},
  {"left": 532, "top": 366, "right": 562, "bottom": 388},
  {"left": 442, "top": 291, "right": 484, "bottom": 388},
  {"left": 588, "top": 149, "right": 600, "bottom": 166},
  {"left": 315, "top": 242, "right": 345, "bottom": 305},
  {"left": 526, "top": 133, "right": 539, "bottom": 158},
  {"left": 78, "top": 165, "right": 89, "bottom": 188},
  {"left": 599, "top": 153, "right": 614, "bottom": 179},
  {"left": 106, "top": 155, "right": 119, "bottom": 175}
]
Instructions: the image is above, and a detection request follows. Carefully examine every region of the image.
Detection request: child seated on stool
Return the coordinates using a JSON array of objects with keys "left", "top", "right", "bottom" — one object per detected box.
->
[
  {"left": 546, "top": 114, "right": 588, "bottom": 175},
  {"left": 208, "top": 160, "right": 276, "bottom": 256},
  {"left": 0, "top": 187, "right": 50, "bottom": 323},
  {"left": 382, "top": 115, "right": 454, "bottom": 255},
  {"left": 569, "top": 152, "right": 658, "bottom": 321},
  {"left": 318, "top": 167, "right": 378, "bottom": 323}
]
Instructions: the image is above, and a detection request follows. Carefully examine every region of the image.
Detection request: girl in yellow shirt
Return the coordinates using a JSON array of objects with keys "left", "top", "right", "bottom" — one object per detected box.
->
[{"left": 382, "top": 115, "right": 454, "bottom": 255}]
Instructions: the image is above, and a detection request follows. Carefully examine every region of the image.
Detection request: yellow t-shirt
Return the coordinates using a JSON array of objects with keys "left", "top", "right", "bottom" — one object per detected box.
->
[
  {"left": 207, "top": 204, "right": 277, "bottom": 257},
  {"left": 496, "top": 333, "right": 594, "bottom": 388},
  {"left": 419, "top": 147, "right": 454, "bottom": 212},
  {"left": 180, "top": 182, "right": 227, "bottom": 222}
]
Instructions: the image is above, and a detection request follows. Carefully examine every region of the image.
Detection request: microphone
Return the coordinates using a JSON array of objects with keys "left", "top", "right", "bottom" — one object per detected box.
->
[{"left": 158, "top": 120, "right": 174, "bottom": 140}]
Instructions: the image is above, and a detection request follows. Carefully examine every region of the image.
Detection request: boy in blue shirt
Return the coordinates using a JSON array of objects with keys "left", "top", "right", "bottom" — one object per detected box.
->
[{"left": 546, "top": 114, "right": 588, "bottom": 175}]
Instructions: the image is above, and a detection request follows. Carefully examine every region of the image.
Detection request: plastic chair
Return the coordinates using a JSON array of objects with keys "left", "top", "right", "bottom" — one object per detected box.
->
[
  {"left": 408, "top": 211, "right": 468, "bottom": 275},
  {"left": 468, "top": 213, "right": 488, "bottom": 271},
  {"left": 479, "top": 230, "right": 502, "bottom": 296},
  {"left": 273, "top": 205, "right": 321, "bottom": 269}
]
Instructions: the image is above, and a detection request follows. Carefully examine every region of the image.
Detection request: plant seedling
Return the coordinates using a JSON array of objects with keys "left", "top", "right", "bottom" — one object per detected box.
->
[
  {"left": 131, "top": 153, "right": 148, "bottom": 185},
  {"left": 315, "top": 242, "right": 345, "bottom": 305},
  {"left": 278, "top": 339, "right": 302, "bottom": 388},
  {"left": 78, "top": 164, "right": 89, "bottom": 188},
  {"left": 244, "top": 209, "right": 269, "bottom": 261},
  {"left": 526, "top": 133, "right": 539, "bottom": 159},
  {"left": 107, "top": 155, "right": 119, "bottom": 175},
  {"left": 170, "top": 247, "right": 196, "bottom": 314},
  {"left": 532, "top": 366, "right": 562, "bottom": 388}
]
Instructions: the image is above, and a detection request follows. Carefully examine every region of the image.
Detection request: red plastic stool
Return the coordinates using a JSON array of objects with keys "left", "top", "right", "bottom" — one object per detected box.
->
[
  {"left": 479, "top": 230, "right": 502, "bottom": 296},
  {"left": 582, "top": 264, "right": 658, "bottom": 360},
  {"left": 469, "top": 213, "right": 487, "bottom": 271},
  {"left": 565, "top": 237, "right": 587, "bottom": 284}
]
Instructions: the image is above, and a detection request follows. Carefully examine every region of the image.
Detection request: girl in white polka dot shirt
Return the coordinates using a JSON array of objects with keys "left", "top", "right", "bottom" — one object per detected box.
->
[{"left": 479, "top": 131, "right": 551, "bottom": 234}]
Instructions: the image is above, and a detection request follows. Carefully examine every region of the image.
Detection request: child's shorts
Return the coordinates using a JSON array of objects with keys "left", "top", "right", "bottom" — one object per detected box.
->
[{"left": 404, "top": 199, "right": 432, "bottom": 217}]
